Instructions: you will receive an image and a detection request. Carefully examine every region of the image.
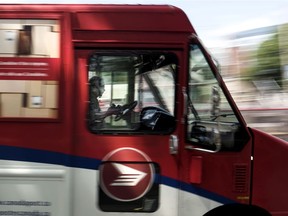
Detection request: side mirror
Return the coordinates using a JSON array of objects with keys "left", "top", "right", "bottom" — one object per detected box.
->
[{"left": 190, "top": 123, "right": 221, "bottom": 152}]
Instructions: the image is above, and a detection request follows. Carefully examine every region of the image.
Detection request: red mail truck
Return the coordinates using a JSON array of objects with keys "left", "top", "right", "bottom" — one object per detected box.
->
[{"left": 0, "top": 4, "right": 286, "bottom": 216}]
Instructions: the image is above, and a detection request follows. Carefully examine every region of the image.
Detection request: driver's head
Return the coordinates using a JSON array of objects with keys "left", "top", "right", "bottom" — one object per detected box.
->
[{"left": 89, "top": 76, "right": 105, "bottom": 97}]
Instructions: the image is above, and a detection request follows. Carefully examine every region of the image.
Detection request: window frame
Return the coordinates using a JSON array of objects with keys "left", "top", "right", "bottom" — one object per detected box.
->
[
  {"left": 86, "top": 50, "right": 179, "bottom": 135},
  {"left": 185, "top": 39, "right": 250, "bottom": 152}
]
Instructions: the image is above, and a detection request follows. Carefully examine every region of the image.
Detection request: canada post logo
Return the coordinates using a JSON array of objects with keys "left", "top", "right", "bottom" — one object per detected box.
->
[{"left": 99, "top": 148, "right": 155, "bottom": 202}]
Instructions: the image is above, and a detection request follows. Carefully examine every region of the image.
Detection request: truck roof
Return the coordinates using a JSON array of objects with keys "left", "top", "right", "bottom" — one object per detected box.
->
[{"left": 0, "top": 4, "right": 195, "bottom": 33}]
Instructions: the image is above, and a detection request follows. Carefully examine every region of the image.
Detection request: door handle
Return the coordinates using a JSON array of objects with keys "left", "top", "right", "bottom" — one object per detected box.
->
[{"left": 169, "top": 135, "right": 178, "bottom": 155}]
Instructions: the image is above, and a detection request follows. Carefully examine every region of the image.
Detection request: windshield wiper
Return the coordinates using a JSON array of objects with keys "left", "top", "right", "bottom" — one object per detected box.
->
[{"left": 211, "top": 113, "right": 235, "bottom": 121}]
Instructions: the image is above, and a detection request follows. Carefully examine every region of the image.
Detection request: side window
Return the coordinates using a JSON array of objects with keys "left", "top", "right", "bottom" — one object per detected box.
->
[
  {"left": 0, "top": 19, "right": 60, "bottom": 119},
  {"left": 87, "top": 52, "right": 177, "bottom": 134},
  {"left": 186, "top": 44, "right": 249, "bottom": 151}
]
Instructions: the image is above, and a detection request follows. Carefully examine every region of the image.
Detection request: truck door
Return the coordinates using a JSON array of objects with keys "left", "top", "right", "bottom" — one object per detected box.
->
[
  {"left": 74, "top": 49, "right": 181, "bottom": 215},
  {"left": 180, "top": 40, "right": 253, "bottom": 216}
]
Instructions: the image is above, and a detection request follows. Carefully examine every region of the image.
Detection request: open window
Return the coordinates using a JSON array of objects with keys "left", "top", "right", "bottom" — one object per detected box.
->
[
  {"left": 87, "top": 51, "right": 177, "bottom": 134},
  {"left": 186, "top": 44, "right": 249, "bottom": 152}
]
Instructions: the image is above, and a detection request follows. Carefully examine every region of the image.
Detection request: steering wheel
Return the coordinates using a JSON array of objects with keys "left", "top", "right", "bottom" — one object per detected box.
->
[{"left": 114, "top": 101, "right": 138, "bottom": 121}]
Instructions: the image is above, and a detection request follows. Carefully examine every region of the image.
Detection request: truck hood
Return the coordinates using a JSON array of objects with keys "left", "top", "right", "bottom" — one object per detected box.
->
[{"left": 250, "top": 127, "right": 288, "bottom": 215}]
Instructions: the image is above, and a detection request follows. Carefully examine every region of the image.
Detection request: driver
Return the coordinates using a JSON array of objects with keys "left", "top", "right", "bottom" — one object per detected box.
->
[
  {"left": 89, "top": 76, "right": 106, "bottom": 124},
  {"left": 89, "top": 76, "right": 135, "bottom": 127}
]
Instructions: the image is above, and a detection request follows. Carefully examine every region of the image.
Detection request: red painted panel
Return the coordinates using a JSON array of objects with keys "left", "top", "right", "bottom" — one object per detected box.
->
[
  {"left": 190, "top": 156, "right": 203, "bottom": 184},
  {"left": 252, "top": 128, "right": 288, "bottom": 215}
]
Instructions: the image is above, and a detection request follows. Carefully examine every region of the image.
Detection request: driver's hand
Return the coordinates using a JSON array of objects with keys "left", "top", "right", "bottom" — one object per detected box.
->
[
  {"left": 110, "top": 103, "right": 116, "bottom": 108},
  {"left": 107, "top": 103, "right": 122, "bottom": 115}
]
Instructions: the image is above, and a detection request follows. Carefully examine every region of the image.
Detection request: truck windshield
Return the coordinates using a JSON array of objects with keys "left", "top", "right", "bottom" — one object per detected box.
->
[
  {"left": 88, "top": 51, "right": 177, "bottom": 134},
  {"left": 188, "top": 44, "right": 238, "bottom": 123}
]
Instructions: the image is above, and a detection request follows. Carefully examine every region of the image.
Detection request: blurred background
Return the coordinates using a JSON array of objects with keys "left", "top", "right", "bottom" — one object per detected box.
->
[
  {"left": 5, "top": 0, "right": 288, "bottom": 141},
  {"left": 210, "top": 24, "right": 288, "bottom": 141},
  {"left": 186, "top": 0, "right": 288, "bottom": 141}
]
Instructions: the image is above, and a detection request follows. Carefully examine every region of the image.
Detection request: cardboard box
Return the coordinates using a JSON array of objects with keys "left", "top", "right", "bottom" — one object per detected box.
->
[
  {"left": 22, "top": 108, "right": 57, "bottom": 118},
  {"left": 45, "top": 80, "right": 58, "bottom": 85},
  {"left": 44, "top": 84, "right": 58, "bottom": 108},
  {"left": 0, "top": 80, "right": 27, "bottom": 93},
  {"left": 0, "top": 30, "right": 18, "bottom": 54},
  {"left": 32, "top": 26, "right": 50, "bottom": 56},
  {"left": 26, "top": 80, "right": 44, "bottom": 108},
  {"left": 0, "top": 93, "right": 23, "bottom": 117},
  {"left": 26, "top": 80, "right": 42, "bottom": 95}
]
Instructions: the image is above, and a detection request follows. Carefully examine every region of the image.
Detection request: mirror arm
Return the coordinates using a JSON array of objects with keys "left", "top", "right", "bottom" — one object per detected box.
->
[
  {"left": 213, "top": 125, "right": 222, "bottom": 152},
  {"left": 182, "top": 87, "right": 188, "bottom": 117}
]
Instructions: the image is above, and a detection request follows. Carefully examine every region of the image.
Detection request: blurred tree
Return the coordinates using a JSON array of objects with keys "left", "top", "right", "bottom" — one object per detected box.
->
[
  {"left": 278, "top": 24, "right": 288, "bottom": 90},
  {"left": 256, "top": 34, "right": 281, "bottom": 81},
  {"left": 244, "top": 34, "right": 281, "bottom": 84}
]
